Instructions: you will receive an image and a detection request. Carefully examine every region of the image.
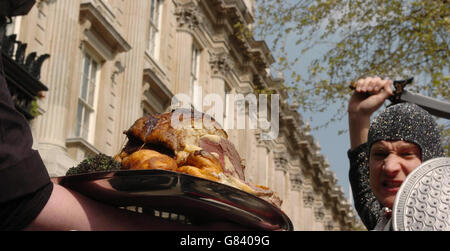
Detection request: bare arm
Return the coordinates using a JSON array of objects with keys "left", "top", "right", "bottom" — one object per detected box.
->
[
  {"left": 348, "top": 77, "right": 393, "bottom": 149},
  {"left": 24, "top": 183, "right": 268, "bottom": 231},
  {"left": 23, "top": 183, "right": 193, "bottom": 231}
]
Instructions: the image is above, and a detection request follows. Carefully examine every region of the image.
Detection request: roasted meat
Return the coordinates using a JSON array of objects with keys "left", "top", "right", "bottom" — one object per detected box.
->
[
  {"left": 125, "top": 109, "right": 225, "bottom": 155},
  {"left": 121, "top": 149, "right": 178, "bottom": 172},
  {"left": 114, "top": 109, "right": 282, "bottom": 208}
]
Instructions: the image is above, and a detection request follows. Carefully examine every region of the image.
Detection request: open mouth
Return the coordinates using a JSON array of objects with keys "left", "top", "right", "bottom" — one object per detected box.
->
[{"left": 382, "top": 181, "right": 402, "bottom": 192}]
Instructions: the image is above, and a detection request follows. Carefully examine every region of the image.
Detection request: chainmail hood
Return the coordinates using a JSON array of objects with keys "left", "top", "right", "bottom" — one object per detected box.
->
[{"left": 367, "top": 103, "right": 444, "bottom": 161}]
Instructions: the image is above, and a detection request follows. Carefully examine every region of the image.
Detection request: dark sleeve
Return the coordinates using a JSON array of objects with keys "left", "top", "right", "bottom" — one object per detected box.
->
[
  {"left": 0, "top": 54, "right": 52, "bottom": 230},
  {"left": 348, "top": 143, "right": 382, "bottom": 230},
  {"left": 0, "top": 182, "right": 53, "bottom": 230},
  {"left": 0, "top": 0, "right": 36, "bottom": 16}
]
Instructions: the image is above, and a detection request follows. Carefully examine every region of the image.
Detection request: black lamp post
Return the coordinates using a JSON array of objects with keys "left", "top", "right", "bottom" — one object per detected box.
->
[{"left": 0, "top": 0, "right": 49, "bottom": 120}]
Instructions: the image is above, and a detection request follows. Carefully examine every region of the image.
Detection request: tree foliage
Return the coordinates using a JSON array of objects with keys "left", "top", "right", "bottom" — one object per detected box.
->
[
  {"left": 255, "top": 0, "right": 449, "bottom": 154},
  {"left": 255, "top": 0, "right": 449, "bottom": 136}
]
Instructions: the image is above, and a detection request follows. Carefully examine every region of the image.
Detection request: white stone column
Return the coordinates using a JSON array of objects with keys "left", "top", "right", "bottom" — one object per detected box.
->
[
  {"left": 34, "top": 1, "right": 80, "bottom": 177},
  {"left": 172, "top": 2, "right": 201, "bottom": 95},
  {"left": 273, "top": 152, "right": 288, "bottom": 205},
  {"left": 173, "top": 31, "right": 193, "bottom": 95},
  {"left": 286, "top": 189, "right": 301, "bottom": 231},
  {"left": 115, "top": 1, "right": 150, "bottom": 149},
  {"left": 254, "top": 133, "right": 269, "bottom": 186},
  {"left": 313, "top": 200, "right": 326, "bottom": 231},
  {"left": 208, "top": 51, "right": 234, "bottom": 127},
  {"left": 288, "top": 171, "right": 303, "bottom": 230},
  {"left": 301, "top": 184, "right": 315, "bottom": 231}
]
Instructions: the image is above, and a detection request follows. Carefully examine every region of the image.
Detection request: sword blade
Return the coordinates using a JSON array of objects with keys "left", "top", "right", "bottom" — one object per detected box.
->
[{"left": 399, "top": 90, "right": 450, "bottom": 119}]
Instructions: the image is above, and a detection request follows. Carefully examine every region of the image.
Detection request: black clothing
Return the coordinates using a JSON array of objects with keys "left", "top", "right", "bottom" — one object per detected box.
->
[
  {"left": 350, "top": 103, "right": 445, "bottom": 230},
  {"left": 0, "top": 0, "right": 36, "bottom": 16},
  {"left": 0, "top": 46, "right": 53, "bottom": 230},
  {"left": 348, "top": 143, "right": 382, "bottom": 230},
  {"left": 0, "top": 182, "right": 52, "bottom": 230}
]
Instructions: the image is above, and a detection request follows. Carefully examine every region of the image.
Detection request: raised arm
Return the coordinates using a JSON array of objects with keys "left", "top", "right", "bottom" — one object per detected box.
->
[
  {"left": 347, "top": 77, "right": 393, "bottom": 230},
  {"left": 348, "top": 77, "right": 393, "bottom": 149}
]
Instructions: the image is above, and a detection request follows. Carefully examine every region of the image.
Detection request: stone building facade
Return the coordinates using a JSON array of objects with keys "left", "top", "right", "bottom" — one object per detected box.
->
[{"left": 7, "top": 0, "right": 360, "bottom": 230}]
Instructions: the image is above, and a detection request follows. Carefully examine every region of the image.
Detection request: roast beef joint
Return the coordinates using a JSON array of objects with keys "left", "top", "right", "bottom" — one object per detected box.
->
[{"left": 114, "top": 109, "right": 282, "bottom": 208}]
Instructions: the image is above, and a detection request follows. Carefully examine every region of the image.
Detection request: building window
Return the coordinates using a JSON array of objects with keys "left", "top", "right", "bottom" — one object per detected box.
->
[
  {"left": 190, "top": 45, "right": 200, "bottom": 98},
  {"left": 75, "top": 51, "right": 100, "bottom": 142},
  {"left": 223, "top": 83, "right": 231, "bottom": 128},
  {"left": 148, "top": 0, "right": 163, "bottom": 59},
  {"left": 142, "top": 100, "right": 156, "bottom": 117}
]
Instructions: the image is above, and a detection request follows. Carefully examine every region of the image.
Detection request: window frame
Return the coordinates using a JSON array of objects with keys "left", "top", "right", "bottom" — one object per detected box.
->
[
  {"left": 223, "top": 82, "right": 231, "bottom": 128},
  {"left": 147, "top": 0, "right": 163, "bottom": 60},
  {"left": 190, "top": 44, "right": 201, "bottom": 99},
  {"left": 75, "top": 49, "right": 101, "bottom": 143}
]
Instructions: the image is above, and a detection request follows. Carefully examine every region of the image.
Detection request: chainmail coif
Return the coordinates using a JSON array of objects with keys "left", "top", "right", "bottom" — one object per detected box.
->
[{"left": 367, "top": 102, "right": 444, "bottom": 161}]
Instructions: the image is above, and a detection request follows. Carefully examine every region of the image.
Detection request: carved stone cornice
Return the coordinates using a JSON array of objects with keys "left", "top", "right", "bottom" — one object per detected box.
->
[
  {"left": 174, "top": 1, "right": 203, "bottom": 32},
  {"left": 37, "top": 0, "right": 57, "bottom": 9},
  {"left": 209, "top": 0, "right": 254, "bottom": 25},
  {"left": 79, "top": 0, "right": 131, "bottom": 55},
  {"left": 303, "top": 190, "right": 315, "bottom": 208},
  {"left": 209, "top": 51, "right": 234, "bottom": 78},
  {"left": 254, "top": 131, "right": 269, "bottom": 151},
  {"left": 111, "top": 60, "right": 125, "bottom": 82},
  {"left": 325, "top": 219, "right": 335, "bottom": 231},
  {"left": 289, "top": 172, "right": 303, "bottom": 191},
  {"left": 273, "top": 151, "right": 288, "bottom": 173},
  {"left": 314, "top": 207, "right": 325, "bottom": 222}
]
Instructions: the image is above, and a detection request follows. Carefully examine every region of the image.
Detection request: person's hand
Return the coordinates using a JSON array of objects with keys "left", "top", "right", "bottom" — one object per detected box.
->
[
  {"left": 348, "top": 77, "right": 394, "bottom": 150},
  {"left": 348, "top": 76, "right": 394, "bottom": 117}
]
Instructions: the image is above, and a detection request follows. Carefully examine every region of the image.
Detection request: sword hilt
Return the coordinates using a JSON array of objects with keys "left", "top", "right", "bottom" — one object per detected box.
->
[
  {"left": 349, "top": 77, "right": 414, "bottom": 103},
  {"left": 388, "top": 77, "right": 414, "bottom": 104}
]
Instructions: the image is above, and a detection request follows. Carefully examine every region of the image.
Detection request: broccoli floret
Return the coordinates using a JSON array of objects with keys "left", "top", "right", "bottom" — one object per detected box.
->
[{"left": 66, "top": 154, "right": 122, "bottom": 176}]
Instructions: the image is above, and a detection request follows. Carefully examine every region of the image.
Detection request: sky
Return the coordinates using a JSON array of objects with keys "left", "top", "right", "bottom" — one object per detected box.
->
[
  {"left": 259, "top": 8, "right": 449, "bottom": 204},
  {"left": 294, "top": 41, "right": 353, "bottom": 201},
  {"left": 259, "top": 23, "right": 354, "bottom": 201},
  {"left": 303, "top": 107, "right": 352, "bottom": 201}
]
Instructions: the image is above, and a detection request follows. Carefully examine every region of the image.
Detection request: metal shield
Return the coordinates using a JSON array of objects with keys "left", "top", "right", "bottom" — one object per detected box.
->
[{"left": 393, "top": 157, "right": 450, "bottom": 231}]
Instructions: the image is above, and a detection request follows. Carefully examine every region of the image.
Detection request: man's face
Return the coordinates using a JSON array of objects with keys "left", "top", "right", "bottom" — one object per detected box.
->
[{"left": 369, "top": 140, "right": 422, "bottom": 208}]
